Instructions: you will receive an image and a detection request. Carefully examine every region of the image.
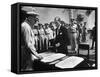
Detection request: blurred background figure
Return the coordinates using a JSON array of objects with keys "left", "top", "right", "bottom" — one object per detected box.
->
[
  {"left": 70, "top": 19, "right": 78, "bottom": 53},
  {"left": 44, "top": 23, "right": 54, "bottom": 47},
  {"left": 32, "top": 25, "right": 39, "bottom": 51},
  {"left": 77, "top": 23, "right": 83, "bottom": 43},
  {"left": 91, "top": 26, "right": 96, "bottom": 49},
  {"left": 38, "top": 23, "right": 47, "bottom": 51},
  {"left": 81, "top": 22, "right": 87, "bottom": 42},
  {"left": 42, "top": 23, "right": 49, "bottom": 50}
]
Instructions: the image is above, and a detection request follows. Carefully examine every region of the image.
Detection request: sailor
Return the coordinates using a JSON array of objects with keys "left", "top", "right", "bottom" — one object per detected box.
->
[
  {"left": 70, "top": 19, "right": 78, "bottom": 53},
  {"left": 38, "top": 23, "right": 46, "bottom": 51},
  {"left": 44, "top": 23, "right": 54, "bottom": 47},
  {"left": 21, "top": 6, "right": 42, "bottom": 71}
]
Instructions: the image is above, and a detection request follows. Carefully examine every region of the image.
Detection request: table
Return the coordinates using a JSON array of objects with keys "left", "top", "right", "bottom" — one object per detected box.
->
[{"left": 33, "top": 52, "right": 87, "bottom": 70}]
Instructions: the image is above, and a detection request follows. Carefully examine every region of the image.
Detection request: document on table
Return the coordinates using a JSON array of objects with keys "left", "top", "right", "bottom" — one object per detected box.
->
[
  {"left": 39, "top": 52, "right": 56, "bottom": 58},
  {"left": 41, "top": 53, "right": 66, "bottom": 63},
  {"left": 55, "top": 56, "right": 84, "bottom": 69}
]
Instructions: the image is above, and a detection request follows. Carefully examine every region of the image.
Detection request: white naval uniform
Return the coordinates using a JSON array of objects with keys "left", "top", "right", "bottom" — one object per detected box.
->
[
  {"left": 33, "top": 29, "right": 39, "bottom": 50},
  {"left": 21, "top": 21, "right": 39, "bottom": 60},
  {"left": 45, "top": 28, "right": 54, "bottom": 47},
  {"left": 70, "top": 24, "right": 78, "bottom": 51},
  {"left": 38, "top": 28, "right": 46, "bottom": 50}
]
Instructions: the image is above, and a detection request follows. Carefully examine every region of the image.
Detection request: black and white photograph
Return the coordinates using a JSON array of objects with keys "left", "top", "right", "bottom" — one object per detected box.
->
[{"left": 11, "top": 3, "right": 97, "bottom": 74}]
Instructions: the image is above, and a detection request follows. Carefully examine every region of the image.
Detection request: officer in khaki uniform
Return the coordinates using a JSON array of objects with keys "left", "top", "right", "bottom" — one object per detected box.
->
[{"left": 70, "top": 19, "right": 78, "bottom": 53}]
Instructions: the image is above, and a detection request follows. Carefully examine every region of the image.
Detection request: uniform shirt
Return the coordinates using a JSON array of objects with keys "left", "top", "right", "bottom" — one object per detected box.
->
[
  {"left": 70, "top": 24, "right": 77, "bottom": 33},
  {"left": 21, "top": 21, "right": 38, "bottom": 60},
  {"left": 33, "top": 29, "right": 39, "bottom": 35},
  {"left": 45, "top": 28, "right": 54, "bottom": 40},
  {"left": 38, "top": 28, "right": 45, "bottom": 35},
  {"left": 38, "top": 28, "right": 46, "bottom": 40}
]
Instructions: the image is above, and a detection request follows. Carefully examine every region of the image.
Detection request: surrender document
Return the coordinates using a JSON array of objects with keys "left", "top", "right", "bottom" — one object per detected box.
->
[
  {"left": 40, "top": 53, "right": 66, "bottom": 63},
  {"left": 55, "top": 56, "right": 84, "bottom": 69}
]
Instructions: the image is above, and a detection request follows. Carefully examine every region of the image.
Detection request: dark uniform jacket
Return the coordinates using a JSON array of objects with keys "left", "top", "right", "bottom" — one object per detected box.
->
[
  {"left": 92, "top": 26, "right": 96, "bottom": 41},
  {"left": 55, "top": 26, "right": 69, "bottom": 45},
  {"left": 54, "top": 26, "right": 69, "bottom": 54}
]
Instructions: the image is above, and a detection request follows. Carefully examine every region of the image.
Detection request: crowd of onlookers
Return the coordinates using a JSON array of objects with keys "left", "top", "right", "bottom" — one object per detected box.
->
[
  {"left": 21, "top": 13, "right": 95, "bottom": 55},
  {"left": 30, "top": 17, "right": 94, "bottom": 53}
]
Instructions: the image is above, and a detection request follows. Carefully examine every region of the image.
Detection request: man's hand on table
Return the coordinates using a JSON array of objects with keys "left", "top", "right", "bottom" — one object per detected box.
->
[{"left": 36, "top": 55, "right": 43, "bottom": 60}]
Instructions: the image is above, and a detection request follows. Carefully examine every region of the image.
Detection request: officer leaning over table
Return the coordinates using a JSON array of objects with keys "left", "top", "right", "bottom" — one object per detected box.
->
[{"left": 53, "top": 17, "right": 69, "bottom": 55}]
